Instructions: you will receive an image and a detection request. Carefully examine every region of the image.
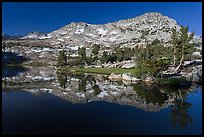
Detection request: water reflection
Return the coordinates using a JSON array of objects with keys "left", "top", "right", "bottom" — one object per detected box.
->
[
  {"left": 2, "top": 66, "right": 201, "bottom": 130},
  {"left": 2, "top": 51, "right": 29, "bottom": 66},
  {"left": 57, "top": 73, "right": 67, "bottom": 89},
  {"left": 131, "top": 83, "right": 169, "bottom": 106},
  {"left": 170, "top": 90, "right": 193, "bottom": 129},
  {"left": 2, "top": 66, "right": 28, "bottom": 78}
]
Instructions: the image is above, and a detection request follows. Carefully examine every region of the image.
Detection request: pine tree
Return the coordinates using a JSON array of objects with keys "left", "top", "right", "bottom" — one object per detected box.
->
[
  {"left": 171, "top": 28, "right": 180, "bottom": 67},
  {"left": 173, "top": 26, "right": 194, "bottom": 73},
  {"left": 56, "top": 50, "right": 67, "bottom": 67},
  {"left": 100, "top": 51, "right": 108, "bottom": 64},
  {"left": 78, "top": 47, "right": 86, "bottom": 58},
  {"left": 92, "top": 44, "right": 100, "bottom": 57}
]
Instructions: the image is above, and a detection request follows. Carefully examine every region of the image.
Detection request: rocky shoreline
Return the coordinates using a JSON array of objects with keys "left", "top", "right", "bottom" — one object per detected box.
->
[{"left": 108, "top": 64, "right": 202, "bottom": 85}]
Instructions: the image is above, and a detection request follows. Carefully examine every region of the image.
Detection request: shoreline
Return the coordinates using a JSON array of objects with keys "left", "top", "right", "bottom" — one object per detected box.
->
[{"left": 3, "top": 63, "right": 202, "bottom": 86}]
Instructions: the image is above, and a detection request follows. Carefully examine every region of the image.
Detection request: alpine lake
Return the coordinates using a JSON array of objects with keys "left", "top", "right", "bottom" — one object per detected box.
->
[{"left": 2, "top": 66, "right": 202, "bottom": 135}]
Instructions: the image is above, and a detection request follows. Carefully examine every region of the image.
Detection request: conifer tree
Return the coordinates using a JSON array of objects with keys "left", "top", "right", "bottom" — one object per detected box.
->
[
  {"left": 172, "top": 26, "right": 194, "bottom": 73},
  {"left": 56, "top": 50, "right": 67, "bottom": 67}
]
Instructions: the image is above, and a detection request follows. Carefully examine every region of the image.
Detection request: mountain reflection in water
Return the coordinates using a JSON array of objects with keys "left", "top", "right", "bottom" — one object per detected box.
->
[{"left": 2, "top": 66, "right": 202, "bottom": 134}]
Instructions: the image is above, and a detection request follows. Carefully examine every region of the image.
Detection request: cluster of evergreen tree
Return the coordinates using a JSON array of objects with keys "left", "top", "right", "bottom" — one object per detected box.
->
[
  {"left": 56, "top": 26, "right": 196, "bottom": 76},
  {"left": 134, "top": 26, "right": 195, "bottom": 77},
  {"left": 100, "top": 47, "right": 135, "bottom": 64},
  {"left": 134, "top": 39, "right": 172, "bottom": 77}
]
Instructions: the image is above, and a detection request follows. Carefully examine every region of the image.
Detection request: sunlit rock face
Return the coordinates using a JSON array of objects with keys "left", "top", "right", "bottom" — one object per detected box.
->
[
  {"left": 3, "top": 67, "right": 194, "bottom": 112},
  {"left": 2, "top": 12, "right": 202, "bottom": 65},
  {"left": 7, "top": 12, "right": 202, "bottom": 47},
  {"left": 45, "top": 12, "right": 200, "bottom": 47},
  {"left": 21, "top": 32, "right": 50, "bottom": 40}
]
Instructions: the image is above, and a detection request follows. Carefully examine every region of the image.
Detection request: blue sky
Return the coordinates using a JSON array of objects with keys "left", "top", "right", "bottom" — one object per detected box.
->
[{"left": 2, "top": 2, "right": 202, "bottom": 36}]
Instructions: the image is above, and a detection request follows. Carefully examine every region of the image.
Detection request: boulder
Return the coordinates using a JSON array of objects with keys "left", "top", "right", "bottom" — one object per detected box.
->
[
  {"left": 192, "top": 65, "right": 202, "bottom": 83},
  {"left": 122, "top": 74, "right": 140, "bottom": 81},
  {"left": 143, "top": 76, "right": 154, "bottom": 82},
  {"left": 131, "top": 77, "right": 141, "bottom": 82},
  {"left": 108, "top": 60, "right": 135, "bottom": 68},
  {"left": 108, "top": 73, "right": 122, "bottom": 80},
  {"left": 122, "top": 74, "right": 132, "bottom": 81},
  {"left": 184, "top": 60, "right": 202, "bottom": 67},
  {"left": 192, "top": 51, "right": 202, "bottom": 57},
  {"left": 121, "top": 62, "right": 136, "bottom": 69}
]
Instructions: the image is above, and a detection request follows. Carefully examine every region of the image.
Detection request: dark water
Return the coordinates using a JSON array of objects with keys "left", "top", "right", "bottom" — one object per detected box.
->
[{"left": 2, "top": 67, "right": 202, "bottom": 135}]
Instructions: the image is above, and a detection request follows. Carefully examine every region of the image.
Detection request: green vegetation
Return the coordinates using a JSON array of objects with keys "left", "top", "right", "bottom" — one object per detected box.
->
[
  {"left": 53, "top": 25, "right": 197, "bottom": 85},
  {"left": 99, "top": 47, "right": 135, "bottom": 64},
  {"left": 170, "top": 26, "right": 194, "bottom": 73},
  {"left": 134, "top": 41, "right": 171, "bottom": 77},
  {"left": 100, "top": 51, "right": 109, "bottom": 64},
  {"left": 91, "top": 44, "right": 101, "bottom": 63},
  {"left": 56, "top": 50, "right": 67, "bottom": 67},
  {"left": 134, "top": 26, "right": 195, "bottom": 78},
  {"left": 58, "top": 67, "right": 135, "bottom": 75},
  {"left": 78, "top": 47, "right": 86, "bottom": 58},
  {"left": 92, "top": 44, "right": 100, "bottom": 56}
]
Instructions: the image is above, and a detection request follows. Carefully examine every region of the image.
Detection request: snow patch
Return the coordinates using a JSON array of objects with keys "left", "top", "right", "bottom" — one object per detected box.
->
[
  {"left": 110, "top": 91, "right": 119, "bottom": 95},
  {"left": 75, "top": 28, "right": 84, "bottom": 34},
  {"left": 70, "top": 46, "right": 78, "bottom": 51},
  {"left": 97, "top": 91, "right": 108, "bottom": 98},
  {"left": 71, "top": 78, "right": 79, "bottom": 81},
  {"left": 62, "top": 92, "right": 68, "bottom": 95},
  {"left": 40, "top": 88, "right": 52, "bottom": 93},
  {"left": 110, "top": 31, "right": 118, "bottom": 34},
  {"left": 97, "top": 28, "right": 107, "bottom": 35},
  {"left": 58, "top": 38, "right": 64, "bottom": 42},
  {"left": 87, "top": 33, "right": 96, "bottom": 37},
  {"left": 87, "top": 89, "right": 94, "bottom": 93},
  {"left": 76, "top": 92, "right": 85, "bottom": 98},
  {"left": 39, "top": 35, "right": 51, "bottom": 39},
  {"left": 31, "top": 76, "right": 54, "bottom": 81}
]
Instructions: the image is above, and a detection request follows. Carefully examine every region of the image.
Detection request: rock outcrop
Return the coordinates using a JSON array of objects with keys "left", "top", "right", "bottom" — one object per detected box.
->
[{"left": 192, "top": 65, "right": 202, "bottom": 83}]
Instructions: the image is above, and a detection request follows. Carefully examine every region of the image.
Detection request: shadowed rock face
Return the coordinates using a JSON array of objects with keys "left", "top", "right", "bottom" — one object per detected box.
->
[{"left": 3, "top": 66, "right": 196, "bottom": 112}]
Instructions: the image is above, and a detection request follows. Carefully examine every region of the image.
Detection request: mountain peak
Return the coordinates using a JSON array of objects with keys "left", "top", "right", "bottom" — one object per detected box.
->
[
  {"left": 21, "top": 12, "right": 201, "bottom": 48},
  {"left": 21, "top": 32, "right": 50, "bottom": 40},
  {"left": 143, "top": 12, "right": 162, "bottom": 15}
]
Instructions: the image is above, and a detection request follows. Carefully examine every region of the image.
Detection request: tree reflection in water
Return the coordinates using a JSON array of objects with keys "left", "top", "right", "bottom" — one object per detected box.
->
[
  {"left": 57, "top": 73, "right": 67, "bottom": 89},
  {"left": 78, "top": 75, "right": 87, "bottom": 92},
  {"left": 56, "top": 73, "right": 193, "bottom": 129},
  {"left": 131, "top": 82, "right": 193, "bottom": 129},
  {"left": 170, "top": 89, "right": 193, "bottom": 129},
  {"left": 131, "top": 83, "right": 169, "bottom": 106}
]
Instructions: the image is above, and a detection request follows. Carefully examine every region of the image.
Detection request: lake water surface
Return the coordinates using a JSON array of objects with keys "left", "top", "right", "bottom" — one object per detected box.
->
[{"left": 2, "top": 66, "right": 202, "bottom": 135}]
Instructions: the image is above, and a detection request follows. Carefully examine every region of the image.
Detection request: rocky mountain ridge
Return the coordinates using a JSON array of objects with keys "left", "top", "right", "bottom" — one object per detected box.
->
[
  {"left": 21, "top": 32, "right": 49, "bottom": 40},
  {"left": 20, "top": 12, "right": 202, "bottom": 48}
]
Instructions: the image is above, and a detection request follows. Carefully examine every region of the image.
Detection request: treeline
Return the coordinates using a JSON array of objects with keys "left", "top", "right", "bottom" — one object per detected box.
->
[
  {"left": 56, "top": 26, "right": 198, "bottom": 77},
  {"left": 56, "top": 44, "right": 135, "bottom": 67}
]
